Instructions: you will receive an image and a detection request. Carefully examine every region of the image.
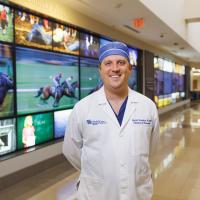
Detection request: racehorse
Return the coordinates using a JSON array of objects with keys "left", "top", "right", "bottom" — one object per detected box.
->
[
  {"left": 0, "top": 74, "right": 13, "bottom": 106},
  {"left": 88, "top": 82, "right": 103, "bottom": 95},
  {"left": 35, "top": 80, "right": 79, "bottom": 107}
]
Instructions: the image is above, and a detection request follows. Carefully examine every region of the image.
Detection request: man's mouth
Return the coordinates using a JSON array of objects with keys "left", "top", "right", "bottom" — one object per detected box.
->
[{"left": 110, "top": 75, "right": 121, "bottom": 78}]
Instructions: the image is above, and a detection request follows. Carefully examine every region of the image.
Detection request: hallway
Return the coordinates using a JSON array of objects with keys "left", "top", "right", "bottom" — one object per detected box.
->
[
  {"left": 152, "top": 102, "right": 200, "bottom": 200},
  {"left": 1, "top": 103, "right": 200, "bottom": 200}
]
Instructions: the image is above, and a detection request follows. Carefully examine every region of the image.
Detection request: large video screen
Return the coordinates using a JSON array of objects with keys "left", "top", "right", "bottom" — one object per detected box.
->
[
  {"left": 80, "top": 57, "right": 100, "bottom": 98},
  {"left": 154, "top": 69, "right": 164, "bottom": 96},
  {"left": 0, "top": 4, "right": 13, "bottom": 43},
  {"left": 172, "top": 73, "right": 179, "bottom": 93},
  {"left": 80, "top": 33, "right": 100, "bottom": 58},
  {"left": 0, "top": 118, "right": 16, "bottom": 156},
  {"left": 17, "top": 112, "right": 53, "bottom": 150},
  {"left": 52, "top": 23, "right": 79, "bottom": 55},
  {"left": 100, "top": 38, "right": 111, "bottom": 47},
  {"left": 15, "top": 10, "right": 52, "bottom": 49},
  {"left": 128, "top": 66, "right": 137, "bottom": 91},
  {"left": 128, "top": 48, "right": 138, "bottom": 66},
  {"left": 163, "top": 71, "right": 172, "bottom": 94},
  {"left": 0, "top": 43, "right": 14, "bottom": 118},
  {"left": 179, "top": 75, "right": 185, "bottom": 92},
  {"left": 54, "top": 109, "right": 72, "bottom": 139},
  {"left": 16, "top": 47, "right": 79, "bottom": 114}
]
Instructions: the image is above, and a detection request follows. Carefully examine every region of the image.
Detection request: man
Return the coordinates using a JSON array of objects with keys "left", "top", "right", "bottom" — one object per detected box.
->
[{"left": 63, "top": 41, "right": 159, "bottom": 200}]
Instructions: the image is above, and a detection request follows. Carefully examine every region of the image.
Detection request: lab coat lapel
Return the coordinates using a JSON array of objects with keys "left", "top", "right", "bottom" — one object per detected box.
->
[
  {"left": 97, "top": 87, "right": 120, "bottom": 127},
  {"left": 120, "top": 89, "right": 138, "bottom": 132}
]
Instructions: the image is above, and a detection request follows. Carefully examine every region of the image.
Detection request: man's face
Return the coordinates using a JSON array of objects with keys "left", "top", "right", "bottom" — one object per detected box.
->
[{"left": 99, "top": 55, "right": 132, "bottom": 92}]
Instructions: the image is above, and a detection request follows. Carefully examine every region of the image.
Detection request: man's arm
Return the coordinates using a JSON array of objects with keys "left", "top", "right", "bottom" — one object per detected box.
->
[
  {"left": 150, "top": 106, "right": 160, "bottom": 156},
  {"left": 62, "top": 106, "right": 83, "bottom": 170}
]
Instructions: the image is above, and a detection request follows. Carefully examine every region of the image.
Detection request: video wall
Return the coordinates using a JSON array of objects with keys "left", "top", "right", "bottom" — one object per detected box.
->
[
  {"left": 154, "top": 57, "right": 186, "bottom": 108},
  {"left": 0, "top": 3, "right": 140, "bottom": 158}
]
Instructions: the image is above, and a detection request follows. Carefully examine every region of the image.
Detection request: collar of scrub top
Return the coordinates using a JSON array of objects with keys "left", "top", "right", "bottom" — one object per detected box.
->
[
  {"left": 97, "top": 86, "right": 138, "bottom": 129},
  {"left": 107, "top": 96, "right": 128, "bottom": 126}
]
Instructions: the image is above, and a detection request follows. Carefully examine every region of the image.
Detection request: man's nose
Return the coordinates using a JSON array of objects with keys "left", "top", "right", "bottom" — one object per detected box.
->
[{"left": 111, "top": 63, "right": 120, "bottom": 71}]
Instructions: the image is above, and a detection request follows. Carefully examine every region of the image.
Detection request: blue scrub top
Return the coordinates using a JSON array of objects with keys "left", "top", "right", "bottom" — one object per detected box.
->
[{"left": 108, "top": 96, "right": 128, "bottom": 126}]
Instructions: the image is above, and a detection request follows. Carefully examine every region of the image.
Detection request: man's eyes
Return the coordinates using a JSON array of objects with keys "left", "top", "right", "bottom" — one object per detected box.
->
[
  {"left": 104, "top": 60, "right": 126, "bottom": 66},
  {"left": 104, "top": 61, "right": 112, "bottom": 66},
  {"left": 118, "top": 60, "right": 126, "bottom": 65}
]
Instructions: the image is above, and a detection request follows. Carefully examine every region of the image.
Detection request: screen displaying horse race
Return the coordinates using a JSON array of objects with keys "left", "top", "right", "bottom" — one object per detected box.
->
[
  {"left": 52, "top": 23, "right": 79, "bottom": 55},
  {"left": 54, "top": 109, "right": 72, "bottom": 139},
  {"left": 154, "top": 69, "right": 164, "bottom": 96},
  {"left": 164, "top": 71, "right": 172, "bottom": 95},
  {"left": 17, "top": 112, "right": 53, "bottom": 150},
  {"left": 16, "top": 46, "right": 79, "bottom": 115},
  {"left": 0, "top": 43, "right": 14, "bottom": 118},
  {"left": 0, "top": 4, "right": 13, "bottom": 43},
  {"left": 15, "top": 10, "right": 52, "bottom": 49},
  {"left": 179, "top": 74, "right": 185, "bottom": 92},
  {"left": 0, "top": 118, "right": 16, "bottom": 156},
  {"left": 172, "top": 73, "right": 179, "bottom": 93},
  {"left": 80, "top": 57, "right": 101, "bottom": 99}
]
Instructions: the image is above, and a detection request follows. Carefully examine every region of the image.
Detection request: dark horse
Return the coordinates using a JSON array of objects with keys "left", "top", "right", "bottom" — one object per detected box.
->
[
  {"left": 35, "top": 80, "right": 79, "bottom": 107},
  {"left": 0, "top": 73, "right": 13, "bottom": 106},
  {"left": 88, "top": 81, "right": 103, "bottom": 95}
]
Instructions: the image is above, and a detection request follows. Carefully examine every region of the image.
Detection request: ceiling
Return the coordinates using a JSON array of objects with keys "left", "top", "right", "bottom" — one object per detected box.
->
[{"left": 59, "top": 0, "right": 200, "bottom": 64}]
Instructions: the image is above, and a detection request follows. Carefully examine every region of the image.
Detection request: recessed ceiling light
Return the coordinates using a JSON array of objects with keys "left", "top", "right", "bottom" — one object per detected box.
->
[
  {"left": 173, "top": 42, "right": 178, "bottom": 46},
  {"left": 180, "top": 47, "right": 185, "bottom": 50},
  {"left": 160, "top": 33, "right": 164, "bottom": 38},
  {"left": 114, "top": 3, "right": 123, "bottom": 8}
]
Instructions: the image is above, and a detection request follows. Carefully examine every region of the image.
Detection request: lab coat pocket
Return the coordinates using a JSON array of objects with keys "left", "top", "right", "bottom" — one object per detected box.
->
[
  {"left": 131, "top": 125, "right": 152, "bottom": 156},
  {"left": 77, "top": 175, "right": 104, "bottom": 200}
]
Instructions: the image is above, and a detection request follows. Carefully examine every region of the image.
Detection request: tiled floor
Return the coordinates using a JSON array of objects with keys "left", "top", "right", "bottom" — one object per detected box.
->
[{"left": 1, "top": 102, "right": 200, "bottom": 200}]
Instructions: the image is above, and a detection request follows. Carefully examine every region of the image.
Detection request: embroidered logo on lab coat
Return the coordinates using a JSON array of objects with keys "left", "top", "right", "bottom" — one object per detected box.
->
[
  {"left": 132, "top": 119, "right": 152, "bottom": 125},
  {"left": 86, "top": 119, "right": 107, "bottom": 125}
]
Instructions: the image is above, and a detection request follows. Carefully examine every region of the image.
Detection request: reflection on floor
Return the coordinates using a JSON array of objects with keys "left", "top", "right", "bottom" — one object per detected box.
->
[{"left": 1, "top": 103, "right": 200, "bottom": 200}]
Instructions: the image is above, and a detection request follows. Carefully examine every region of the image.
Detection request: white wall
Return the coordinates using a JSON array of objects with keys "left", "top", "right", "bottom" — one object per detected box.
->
[
  {"left": 140, "top": 0, "right": 187, "bottom": 40},
  {"left": 184, "top": 0, "right": 200, "bottom": 20},
  {"left": 140, "top": 0, "right": 200, "bottom": 59}
]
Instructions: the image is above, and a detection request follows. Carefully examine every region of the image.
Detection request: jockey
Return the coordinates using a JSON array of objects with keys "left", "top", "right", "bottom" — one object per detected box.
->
[
  {"left": 53, "top": 73, "right": 62, "bottom": 87},
  {"left": 53, "top": 73, "right": 63, "bottom": 98},
  {"left": 0, "top": 72, "right": 13, "bottom": 88}
]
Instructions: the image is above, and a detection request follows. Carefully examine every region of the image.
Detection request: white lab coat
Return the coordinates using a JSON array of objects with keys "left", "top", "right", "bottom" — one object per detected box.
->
[{"left": 63, "top": 87, "right": 159, "bottom": 200}]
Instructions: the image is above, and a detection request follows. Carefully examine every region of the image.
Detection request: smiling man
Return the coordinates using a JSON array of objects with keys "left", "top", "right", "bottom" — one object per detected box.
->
[{"left": 63, "top": 41, "right": 159, "bottom": 200}]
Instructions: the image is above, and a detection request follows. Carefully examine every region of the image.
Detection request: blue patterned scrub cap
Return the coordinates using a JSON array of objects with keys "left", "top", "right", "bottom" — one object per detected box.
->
[{"left": 99, "top": 41, "right": 130, "bottom": 63}]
